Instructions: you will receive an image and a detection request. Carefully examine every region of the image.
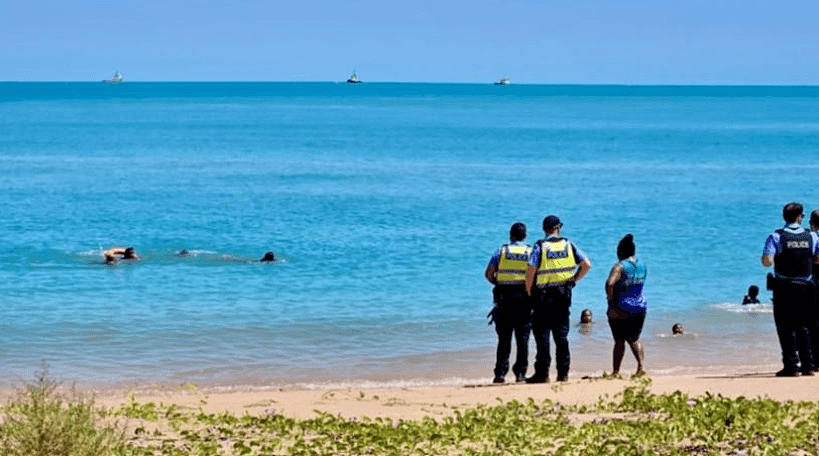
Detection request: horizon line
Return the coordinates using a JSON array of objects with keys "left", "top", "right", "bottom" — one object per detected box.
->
[{"left": 2, "top": 80, "right": 819, "bottom": 87}]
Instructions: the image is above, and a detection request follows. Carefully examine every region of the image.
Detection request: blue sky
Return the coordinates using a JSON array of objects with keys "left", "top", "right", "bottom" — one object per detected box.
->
[{"left": 2, "top": 0, "right": 817, "bottom": 83}]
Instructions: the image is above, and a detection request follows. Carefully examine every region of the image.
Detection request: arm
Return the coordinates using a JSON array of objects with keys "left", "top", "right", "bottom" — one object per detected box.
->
[
  {"left": 484, "top": 264, "right": 498, "bottom": 284},
  {"left": 485, "top": 249, "right": 501, "bottom": 284},
  {"left": 573, "top": 257, "right": 592, "bottom": 284},
  {"left": 605, "top": 263, "right": 623, "bottom": 303},
  {"left": 103, "top": 247, "right": 126, "bottom": 257},
  {"left": 761, "top": 234, "right": 776, "bottom": 267},
  {"left": 525, "top": 264, "right": 537, "bottom": 296},
  {"left": 761, "top": 254, "right": 773, "bottom": 267}
]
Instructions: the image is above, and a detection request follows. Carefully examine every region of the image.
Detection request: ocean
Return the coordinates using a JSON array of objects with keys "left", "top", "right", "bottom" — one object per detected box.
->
[{"left": 1, "top": 82, "right": 818, "bottom": 389}]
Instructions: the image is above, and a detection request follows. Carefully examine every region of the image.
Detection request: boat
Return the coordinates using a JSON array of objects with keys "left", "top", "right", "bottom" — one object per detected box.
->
[
  {"left": 347, "top": 71, "right": 362, "bottom": 84},
  {"left": 494, "top": 77, "right": 510, "bottom": 86},
  {"left": 103, "top": 71, "right": 123, "bottom": 83}
]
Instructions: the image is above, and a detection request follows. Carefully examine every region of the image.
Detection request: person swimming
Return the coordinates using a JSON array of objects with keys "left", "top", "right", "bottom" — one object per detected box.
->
[
  {"left": 672, "top": 323, "right": 684, "bottom": 335},
  {"left": 260, "top": 252, "right": 275, "bottom": 262},
  {"left": 103, "top": 247, "right": 139, "bottom": 264},
  {"left": 742, "top": 285, "right": 761, "bottom": 305},
  {"left": 580, "top": 309, "right": 593, "bottom": 324}
]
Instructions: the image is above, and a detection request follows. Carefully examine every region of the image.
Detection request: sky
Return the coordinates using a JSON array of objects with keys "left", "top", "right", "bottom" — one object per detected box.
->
[{"left": 2, "top": 0, "right": 818, "bottom": 84}]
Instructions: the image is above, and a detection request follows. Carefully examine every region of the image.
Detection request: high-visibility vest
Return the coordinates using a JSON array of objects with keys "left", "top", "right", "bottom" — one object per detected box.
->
[
  {"left": 496, "top": 243, "right": 532, "bottom": 285},
  {"left": 535, "top": 238, "right": 576, "bottom": 287}
]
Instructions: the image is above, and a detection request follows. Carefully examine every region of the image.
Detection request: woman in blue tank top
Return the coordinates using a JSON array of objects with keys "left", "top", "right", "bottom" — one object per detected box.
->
[{"left": 605, "top": 234, "right": 647, "bottom": 376}]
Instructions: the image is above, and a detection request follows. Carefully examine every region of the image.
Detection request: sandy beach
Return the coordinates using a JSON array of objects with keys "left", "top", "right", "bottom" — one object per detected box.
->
[{"left": 79, "top": 371, "right": 819, "bottom": 422}]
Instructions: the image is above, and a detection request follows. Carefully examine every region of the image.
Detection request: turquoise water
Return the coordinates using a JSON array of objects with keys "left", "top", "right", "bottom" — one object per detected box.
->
[{"left": 1, "top": 82, "right": 818, "bottom": 388}]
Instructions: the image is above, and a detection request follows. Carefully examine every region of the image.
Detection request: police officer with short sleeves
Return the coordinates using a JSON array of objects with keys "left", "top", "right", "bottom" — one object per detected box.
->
[
  {"left": 485, "top": 222, "right": 533, "bottom": 383},
  {"left": 524, "top": 215, "right": 592, "bottom": 383},
  {"left": 762, "top": 202, "right": 819, "bottom": 376}
]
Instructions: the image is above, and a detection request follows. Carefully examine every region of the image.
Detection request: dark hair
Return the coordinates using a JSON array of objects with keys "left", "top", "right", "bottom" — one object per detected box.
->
[
  {"left": 748, "top": 285, "right": 759, "bottom": 297},
  {"left": 260, "top": 252, "right": 276, "bottom": 262},
  {"left": 811, "top": 209, "right": 819, "bottom": 228},
  {"left": 782, "top": 202, "right": 804, "bottom": 224},
  {"left": 542, "top": 215, "right": 561, "bottom": 233},
  {"left": 509, "top": 222, "right": 527, "bottom": 242},
  {"left": 616, "top": 234, "right": 635, "bottom": 261},
  {"left": 672, "top": 323, "right": 684, "bottom": 335},
  {"left": 123, "top": 247, "right": 136, "bottom": 258}
]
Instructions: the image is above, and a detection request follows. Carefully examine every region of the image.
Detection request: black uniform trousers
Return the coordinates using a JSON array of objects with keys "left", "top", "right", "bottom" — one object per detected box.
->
[
  {"left": 812, "top": 277, "right": 819, "bottom": 367},
  {"left": 492, "top": 285, "right": 533, "bottom": 379},
  {"left": 772, "top": 280, "right": 815, "bottom": 373},
  {"left": 531, "top": 284, "right": 572, "bottom": 379}
]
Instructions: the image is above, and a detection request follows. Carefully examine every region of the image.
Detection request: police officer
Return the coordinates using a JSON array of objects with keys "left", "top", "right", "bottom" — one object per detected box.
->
[
  {"left": 808, "top": 209, "right": 819, "bottom": 369},
  {"left": 524, "top": 215, "right": 592, "bottom": 383},
  {"left": 485, "top": 222, "right": 533, "bottom": 383},
  {"left": 761, "top": 202, "right": 819, "bottom": 376}
]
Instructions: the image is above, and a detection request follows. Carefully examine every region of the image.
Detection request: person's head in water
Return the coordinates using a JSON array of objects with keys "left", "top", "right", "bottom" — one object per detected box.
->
[
  {"left": 672, "top": 323, "right": 684, "bottom": 335},
  {"left": 782, "top": 202, "right": 804, "bottom": 224},
  {"left": 580, "top": 309, "right": 592, "bottom": 324},
  {"left": 123, "top": 247, "right": 137, "bottom": 259},
  {"left": 260, "top": 252, "right": 275, "bottom": 262},
  {"left": 510, "top": 222, "right": 527, "bottom": 242},
  {"left": 747, "top": 285, "right": 759, "bottom": 299},
  {"left": 617, "top": 234, "right": 636, "bottom": 261},
  {"left": 178, "top": 249, "right": 189, "bottom": 257}
]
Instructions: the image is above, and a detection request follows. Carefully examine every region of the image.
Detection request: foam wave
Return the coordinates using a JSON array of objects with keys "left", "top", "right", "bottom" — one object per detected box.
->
[{"left": 711, "top": 302, "right": 772, "bottom": 314}]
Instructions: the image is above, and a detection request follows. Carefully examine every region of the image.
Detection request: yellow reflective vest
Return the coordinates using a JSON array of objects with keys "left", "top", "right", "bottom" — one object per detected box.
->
[
  {"left": 496, "top": 243, "right": 532, "bottom": 285},
  {"left": 536, "top": 238, "right": 577, "bottom": 287}
]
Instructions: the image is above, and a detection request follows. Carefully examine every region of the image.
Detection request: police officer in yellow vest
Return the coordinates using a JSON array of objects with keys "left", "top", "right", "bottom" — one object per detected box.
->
[
  {"left": 524, "top": 215, "right": 592, "bottom": 383},
  {"left": 485, "top": 222, "right": 534, "bottom": 383}
]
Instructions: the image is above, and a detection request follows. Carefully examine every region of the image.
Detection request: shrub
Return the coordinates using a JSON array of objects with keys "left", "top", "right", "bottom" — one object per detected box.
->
[{"left": 0, "top": 366, "right": 130, "bottom": 456}]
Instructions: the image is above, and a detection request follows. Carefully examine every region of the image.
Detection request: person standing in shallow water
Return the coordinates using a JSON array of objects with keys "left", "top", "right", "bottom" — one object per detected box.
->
[
  {"left": 605, "top": 234, "right": 647, "bottom": 376},
  {"left": 761, "top": 202, "right": 818, "bottom": 377},
  {"left": 484, "top": 222, "right": 533, "bottom": 383},
  {"left": 742, "top": 285, "right": 761, "bottom": 305},
  {"left": 524, "top": 215, "right": 591, "bottom": 383},
  {"left": 579, "top": 309, "right": 593, "bottom": 324}
]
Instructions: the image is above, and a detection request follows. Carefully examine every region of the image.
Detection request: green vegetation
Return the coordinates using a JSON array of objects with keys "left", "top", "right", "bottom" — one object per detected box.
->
[
  {"left": 2, "top": 372, "right": 819, "bottom": 455},
  {"left": 0, "top": 367, "right": 128, "bottom": 456}
]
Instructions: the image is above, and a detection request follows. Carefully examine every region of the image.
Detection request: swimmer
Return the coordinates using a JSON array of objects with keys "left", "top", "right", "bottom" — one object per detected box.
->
[
  {"left": 103, "top": 247, "right": 139, "bottom": 264},
  {"left": 672, "top": 323, "right": 684, "bottom": 336},
  {"left": 178, "top": 249, "right": 189, "bottom": 257},
  {"left": 742, "top": 285, "right": 761, "bottom": 305},
  {"left": 260, "top": 252, "right": 275, "bottom": 262},
  {"left": 578, "top": 309, "right": 593, "bottom": 336}
]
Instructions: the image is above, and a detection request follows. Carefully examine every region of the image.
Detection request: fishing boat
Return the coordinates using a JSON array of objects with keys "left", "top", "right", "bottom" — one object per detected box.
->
[
  {"left": 103, "top": 71, "right": 123, "bottom": 83},
  {"left": 347, "top": 71, "right": 362, "bottom": 84},
  {"left": 494, "top": 77, "right": 510, "bottom": 86}
]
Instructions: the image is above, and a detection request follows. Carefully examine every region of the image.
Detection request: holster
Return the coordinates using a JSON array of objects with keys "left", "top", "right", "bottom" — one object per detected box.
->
[{"left": 766, "top": 273, "right": 776, "bottom": 291}]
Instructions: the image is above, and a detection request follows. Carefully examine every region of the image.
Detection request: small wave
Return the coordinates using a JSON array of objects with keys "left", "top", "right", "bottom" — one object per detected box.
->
[
  {"left": 177, "top": 249, "right": 218, "bottom": 256},
  {"left": 295, "top": 377, "right": 480, "bottom": 390},
  {"left": 712, "top": 302, "right": 772, "bottom": 314},
  {"left": 173, "top": 377, "right": 487, "bottom": 393},
  {"left": 656, "top": 333, "right": 697, "bottom": 340}
]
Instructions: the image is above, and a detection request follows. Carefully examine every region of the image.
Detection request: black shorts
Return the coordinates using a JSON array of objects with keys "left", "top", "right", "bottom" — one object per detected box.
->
[{"left": 608, "top": 311, "right": 646, "bottom": 341}]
